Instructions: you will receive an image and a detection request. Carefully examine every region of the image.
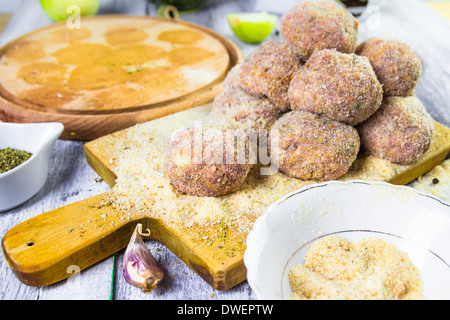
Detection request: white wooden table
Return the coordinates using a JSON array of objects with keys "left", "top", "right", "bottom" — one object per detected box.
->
[{"left": 0, "top": 0, "right": 449, "bottom": 300}]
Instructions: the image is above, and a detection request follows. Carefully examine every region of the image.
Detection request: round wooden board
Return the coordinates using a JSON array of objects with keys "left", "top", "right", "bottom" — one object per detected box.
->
[{"left": 0, "top": 16, "right": 243, "bottom": 140}]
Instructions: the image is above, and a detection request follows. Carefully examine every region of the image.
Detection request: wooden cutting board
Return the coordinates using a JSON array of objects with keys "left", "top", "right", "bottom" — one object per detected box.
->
[
  {"left": 2, "top": 104, "right": 450, "bottom": 290},
  {"left": 0, "top": 15, "right": 242, "bottom": 140}
]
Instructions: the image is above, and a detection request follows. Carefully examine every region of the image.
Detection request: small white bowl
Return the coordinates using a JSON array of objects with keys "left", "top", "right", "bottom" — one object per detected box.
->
[
  {"left": 0, "top": 122, "right": 64, "bottom": 212},
  {"left": 244, "top": 180, "right": 450, "bottom": 300}
]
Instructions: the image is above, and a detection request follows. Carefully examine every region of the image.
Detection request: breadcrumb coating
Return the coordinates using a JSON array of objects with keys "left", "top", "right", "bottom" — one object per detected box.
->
[
  {"left": 356, "top": 37, "right": 422, "bottom": 97},
  {"left": 357, "top": 96, "right": 434, "bottom": 163},
  {"left": 288, "top": 49, "right": 383, "bottom": 126},
  {"left": 210, "top": 86, "right": 281, "bottom": 133},
  {"left": 238, "top": 40, "right": 301, "bottom": 112},
  {"left": 289, "top": 236, "right": 423, "bottom": 300},
  {"left": 271, "top": 110, "right": 360, "bottom": 181},
  {"left": 164, "top": 121, "right": 251, "bottom": 197},
  {"left": 221, "top": 62, "right": 242, "bottom": 91},
  {"left": 280, "top": 0, "right": 359, "bottom": 61}
]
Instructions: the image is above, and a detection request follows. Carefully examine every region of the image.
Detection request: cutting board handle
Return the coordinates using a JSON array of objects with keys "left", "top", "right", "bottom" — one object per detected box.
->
[{"left": 1, "top": 192, "right": 143, "bottom": 287}]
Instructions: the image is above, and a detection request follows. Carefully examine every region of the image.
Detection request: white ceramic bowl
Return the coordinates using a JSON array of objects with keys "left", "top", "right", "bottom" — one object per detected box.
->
[
  {"left": 0, "top": 122, "right": 64, "bottom": 212},
  {"left": 244, "top": 180, "right": 450, "bottom": 300}
]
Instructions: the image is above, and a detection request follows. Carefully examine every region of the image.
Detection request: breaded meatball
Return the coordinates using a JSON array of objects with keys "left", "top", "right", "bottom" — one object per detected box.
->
[
  {"left": 222, "top": 62, "right": 242, "bottom": 91},
  {"left": 270, "top": 110, "right": 360, "bottom": 181},
  {"left": 355, "top": 37, "right": 422, "bottom": 96},
  {"left": 280, "top": 0, "right": 359, "bottom": 61},
  {"left": 288, "top": 49, "right": 383, "bottom": 126},
  {"left": 357, "top": 96, "right": 434, "bottom": 163},
  {"left": 210, "top": 86, "right": 281, "bottom": 133},
  {"left": 238, "top": 40, "right": 301, "bottom": 112},
  {"left": 164, "top": 121, "right": 251, "bottom": 197}
]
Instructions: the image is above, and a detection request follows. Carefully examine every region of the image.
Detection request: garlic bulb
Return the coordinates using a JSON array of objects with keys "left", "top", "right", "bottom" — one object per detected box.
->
[{"left": 122, "top": 223, "right": 163, "bottom": 293}]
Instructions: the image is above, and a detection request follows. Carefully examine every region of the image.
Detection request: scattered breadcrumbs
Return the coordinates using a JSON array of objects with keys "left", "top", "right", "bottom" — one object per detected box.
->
[
  {"left": 288, "top": 236, "right": 423, "bottom": 300},
  {"left": 410, "top": 158, "right": 450, "bottom": 203},
  {"left": 86, "top": 105, "right": 445, "bottom": 246}
]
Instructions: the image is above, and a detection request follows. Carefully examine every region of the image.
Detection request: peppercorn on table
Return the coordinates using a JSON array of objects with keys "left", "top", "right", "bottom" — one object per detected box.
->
[{"left": 1, "top": 0, "right": 450, "bottom": 300}]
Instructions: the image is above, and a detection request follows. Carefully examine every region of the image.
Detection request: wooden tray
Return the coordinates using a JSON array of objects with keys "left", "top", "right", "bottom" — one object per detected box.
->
[
  {"left": 2, "top": 104, "right": 450, "bottom": 290},
  {"left": 0, "top": 16, "right": 242, "bottom": 140}
]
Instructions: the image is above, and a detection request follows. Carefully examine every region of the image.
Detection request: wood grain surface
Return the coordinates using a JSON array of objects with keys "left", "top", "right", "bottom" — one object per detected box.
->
[
  {"left": 1, "top": 0, "right": 450, "bottom": 301},
  {"left": 3, "top": 103, "right": 450, "bottom": 290},
  {"left": 0, "top": 15, "right": 243, "bottom": 140}
]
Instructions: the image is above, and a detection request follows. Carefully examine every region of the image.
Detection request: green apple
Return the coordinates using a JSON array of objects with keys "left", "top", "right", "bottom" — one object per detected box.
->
[
  {"left": 40, "top": 0, "right": 100, "bottom": 22},
  {"left": 228, "top": 12, "right": 277, "bottom": 44}
]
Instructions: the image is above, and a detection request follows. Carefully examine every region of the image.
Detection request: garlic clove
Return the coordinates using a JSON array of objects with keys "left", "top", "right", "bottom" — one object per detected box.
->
[{"left": 122, "top": 223, "right": 163, "bottom": 293}]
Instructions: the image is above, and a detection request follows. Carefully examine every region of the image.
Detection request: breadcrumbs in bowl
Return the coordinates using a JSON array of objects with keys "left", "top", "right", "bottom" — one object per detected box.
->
[
  {"left": 244, "top": 180, "right": 450, "bottom": 300},
  {"left": 288, "top": 236, "right": 423, "bottom": 300},
  {"left": 270, "top": 110, "right": 360, "bottom": 181}
]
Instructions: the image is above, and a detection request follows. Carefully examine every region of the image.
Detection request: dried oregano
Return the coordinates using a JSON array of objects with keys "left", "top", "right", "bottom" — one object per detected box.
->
[{"left": 0, "top": 147, "right": 32, "bottom": 174}]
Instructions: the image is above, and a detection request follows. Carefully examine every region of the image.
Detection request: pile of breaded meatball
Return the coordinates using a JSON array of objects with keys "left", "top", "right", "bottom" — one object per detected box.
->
[{"left": 164, "top": 0, "right": 434, "bottom": 197}]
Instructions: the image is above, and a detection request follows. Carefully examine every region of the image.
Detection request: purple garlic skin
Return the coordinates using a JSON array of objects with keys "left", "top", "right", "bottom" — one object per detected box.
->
[{"left": 122, "top": 224, "right": 164, "bottom": 293}]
